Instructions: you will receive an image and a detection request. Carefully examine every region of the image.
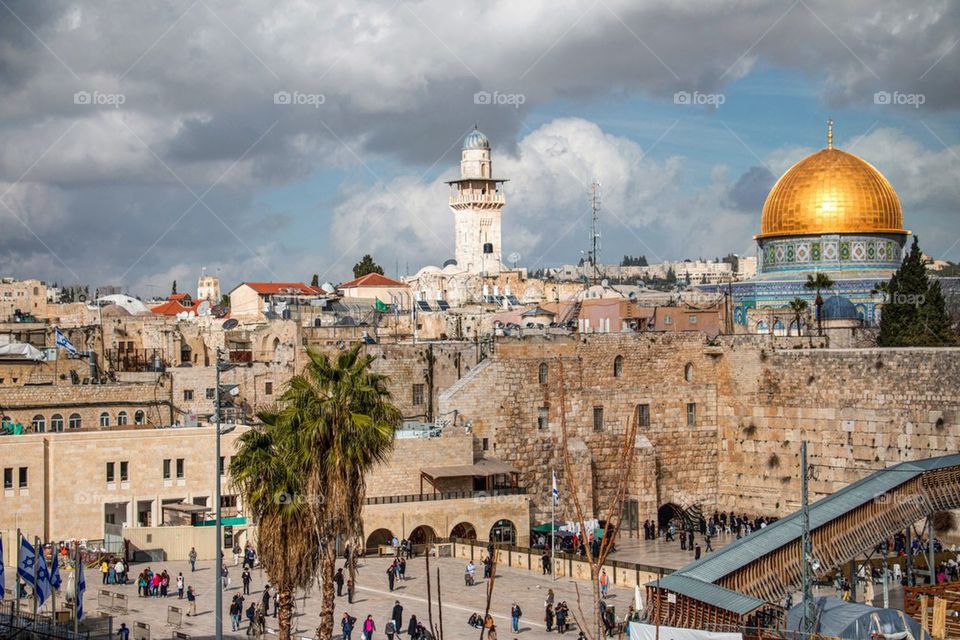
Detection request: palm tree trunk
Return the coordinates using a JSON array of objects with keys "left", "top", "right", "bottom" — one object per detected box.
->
[
  {"left": 278, "top": 587, "right": 294, "bottom": 640},
  {"left": 317, "top": 543, "right": 337, "bottom": 640}
]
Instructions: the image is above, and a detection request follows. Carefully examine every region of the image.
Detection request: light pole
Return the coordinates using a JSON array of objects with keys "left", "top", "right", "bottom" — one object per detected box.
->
[
  {"left": 800, "top": 440, "right": 815, "bottom": 636},
  {"left": 214, "top": 348, "right": 242, "bottom": 640}
]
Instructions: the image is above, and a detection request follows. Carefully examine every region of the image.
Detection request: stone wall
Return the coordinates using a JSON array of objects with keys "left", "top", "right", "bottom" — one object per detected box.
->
[{"left": 439, "top": 332, "right": 960, "bottom": 527}]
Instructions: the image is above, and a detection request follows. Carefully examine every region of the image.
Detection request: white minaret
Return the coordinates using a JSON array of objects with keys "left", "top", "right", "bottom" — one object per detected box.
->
[{"left": 446, "top": 127, "right": 507, "bottom": 275}]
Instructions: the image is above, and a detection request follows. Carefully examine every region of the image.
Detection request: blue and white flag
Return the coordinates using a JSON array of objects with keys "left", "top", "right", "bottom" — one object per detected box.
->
[
  {"left": 50, "top": 553, "right": 61, "bottom": 590},
  {"left": 76, "top": 559, "right": 86, "bottom": 619},
  {"left": 552, "top": 470, "right": 560, "bottom": 506},
  {"left": 17, "top": 537, "right": 50, "bottom": 606},
  {"left": 0, "top": 536, "right": 5, "bottom": 600},
  {"left": 54, "top": 328, "right": 79, "bottom": 356}
]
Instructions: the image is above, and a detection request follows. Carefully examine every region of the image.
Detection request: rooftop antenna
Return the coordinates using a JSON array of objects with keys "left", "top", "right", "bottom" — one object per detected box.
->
[
  {"left": 590, "top": 181, "right": 602, "bottom": 285},
  {"left": 827, "top": 118, "right": 833, "bottom": 150}
]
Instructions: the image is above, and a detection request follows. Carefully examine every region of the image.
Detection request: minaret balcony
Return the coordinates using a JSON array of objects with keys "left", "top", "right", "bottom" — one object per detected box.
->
[{"left": 449, "top": 192, "right": 505, "bottom": 208}]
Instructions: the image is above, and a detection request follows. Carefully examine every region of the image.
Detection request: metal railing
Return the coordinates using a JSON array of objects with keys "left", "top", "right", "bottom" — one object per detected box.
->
[
  {"left": 365, "top": 487, "right": 526, "bottom": 505},
  {"left": 0, "top": 599, "right": 113, "bottom": 639}
]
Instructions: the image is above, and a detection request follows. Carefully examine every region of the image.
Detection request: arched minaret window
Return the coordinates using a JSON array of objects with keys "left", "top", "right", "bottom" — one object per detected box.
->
[
  {"left": 684, "top": 362, "right": 694, "bottom": 382},
  {"left": 613, "top": 355, "right": 624, "bottom": 378},
  {"left": 538, "top": 362, "right": 548, "bottom": 384}
]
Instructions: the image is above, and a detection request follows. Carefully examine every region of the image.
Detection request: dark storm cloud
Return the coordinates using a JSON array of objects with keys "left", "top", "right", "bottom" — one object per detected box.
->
[{"left": 728, "top": 166, "right": 776, "bottom": 213}]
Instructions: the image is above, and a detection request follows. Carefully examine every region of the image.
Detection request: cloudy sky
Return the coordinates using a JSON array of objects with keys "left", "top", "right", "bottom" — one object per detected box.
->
[{"left": 1, "top": 0, "right": 958, "bottom": 296}]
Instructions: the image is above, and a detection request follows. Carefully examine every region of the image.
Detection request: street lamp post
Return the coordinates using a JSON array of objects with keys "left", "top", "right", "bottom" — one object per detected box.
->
[{"left": 215, "top": 347, "right": 223, "bottom": 640}]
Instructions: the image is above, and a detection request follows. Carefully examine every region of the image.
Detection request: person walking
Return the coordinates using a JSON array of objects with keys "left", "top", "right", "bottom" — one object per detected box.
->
[
  {"left": 342, "top": 612, "right": 357, "bottom": 640},
  {"left": 387, "top": 563, "right": 396, "bottom": 591},
  {"left": 101, "top": 559, "right": 110, "bottom": 584},
  {"left": 177, "top": 573, "right": 184, "bottom": 599},
  {"left": 385, "top": 619, "right": 396, "bottom": 640},
  {"left": 117, "top": 622, "right": 131, "bottom": 639},
  {"left": 233, "top": 543, "right": 242, "bottom": 567},
  {"left": 188, "top": 547, "right": 198, "bottom": 572},
  {"left": 186, "top": 586, "right": 197, "bottom": 616},
  {"left": 347, "top": 577, "right": 355, "bottom": 604},
  {"left": 545, "top": 604, "right": 555, "bottom": 632},
  {"left": 334, "top": 568, "right": 345, "bottom": 596},
  {"left": 511, "top": 603, "right": 522, "bottom": 633},
  {"left": 694, "top": 543, "right": 702, "bottom": 560},
  {"left": 245, "top": 602, "right": 256, "bottom": 635},
  {"left": 705, "top": 532, "right": 714, "bottom": 553},
  {"left": 221, "top": 564, "right": 229, "bottom": 591},
  {"left": 599, "top": 569, "right": 609, "bottom": 599},
  {"left": 391, "top": 600, "right": 403, "bottom": 631},
  {"left": 363, "top": 615, "right": 376, "bottom": 640},
  {"left": 230, "top": 595, "right": 242, "bottom": 631},
  {"left": 115, "top": 558, "right": 126, "bottom": 585},
  {"left": 242, "top": 568, "right": 252, "bottom": 595},
  {"left": 398, "top": 557, "right": 407, "bottom": 580}
]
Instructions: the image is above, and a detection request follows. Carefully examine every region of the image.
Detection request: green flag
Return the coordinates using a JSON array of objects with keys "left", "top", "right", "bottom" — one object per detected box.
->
[{"left": 375, "top": 298, "right": 390, "bottom": 312}]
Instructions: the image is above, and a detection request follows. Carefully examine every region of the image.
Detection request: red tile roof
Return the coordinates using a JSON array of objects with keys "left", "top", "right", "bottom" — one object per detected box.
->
[
  {"left": 338, "top": 273, "right": 407, "bottom": 288},
  {"left": 241, "top": 282, "right": 322, "bottom": 295},
  {"left": 150, "top": 299, "right": 203, "bottom": 316}
]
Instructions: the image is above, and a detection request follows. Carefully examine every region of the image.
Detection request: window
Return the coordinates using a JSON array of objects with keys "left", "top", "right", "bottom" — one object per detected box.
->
[
  {"left": 219, "top": 456, "right": 226, "bottom": 476},
  {"left": 538, "top": 406, "right": 549, "bottom": 430},
  {"left": 99, "top": 412, "right": 110, "bottom": 427},
  {"left": 220, "top": 495, "right": 237, "bottom": 509},
  {"left": 134, "top": 410, "right": 145, "bottom": 425},
  {"left": 68, "top": 413, "right": 82, "bottom": 429},
  {"left": 117, "top": 411, "right": 128, "bottom": 426},
  {"left": 176, "top": 458, "right": 185, "bottom": 479},
  {"left": 183, "top": 389, "right": 194, "bottom": 401},
  {"left": 684, "top": 363, "right": 694, "bottom": 382},
  {"left": 206, "top": 388, "right": 216, "bottom": 400},
  {"left": 32, "top": 415, "right": 45, "bottom": 433},
  {"left": 687, "top": 403, "right": 696, "bottom": 426},
  {"left": 637, "top": 403, "right": 650, "bottom": 427},
  {"left": 613, "top": 355, "right": 624, "bottom": 378},
  {"left": 664, "top": 314, "right": 673, "bottom": 325},
  {"left": 163, "top": 458, "right": 171, "bottom": 480},
  {"left": 106, "top": 462, "right": 115, "bottom": 483},
  {"left": 18, "top": 467, "right": 27, "bottom": 489},
  {"left": 482, "top": 437, "right": 489, "bottom": 451},
  {"left": 120, "top": 461, "right": 128, "bottom": 482},
  {"left": 689, "top": 315, "right": 698, "bottom": 324},
  {"left": 265, "top": 381, "right": 273, "bottom": 396},
  {"left": 412, "top": 384, "right": 425, "bottom": 406},
  {"left": 51, "top": 414, "right": 64, "bottom": 432},
  {"left": 3, "top": 468, "right": 12, "bottom": 489},
  {"left": 593, "top": 406, "right": 604, "bottom": 432},
  {"left": 538, "top": 362, "right": 548, "bottom": 384}
]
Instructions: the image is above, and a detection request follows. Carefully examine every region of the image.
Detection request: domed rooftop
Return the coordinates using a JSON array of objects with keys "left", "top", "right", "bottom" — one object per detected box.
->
[
  {"left": 822, "top": 295, "right": 860, "bottom": 321},
  {"left": 758, "top": 122, "right": 906, "bottom": 239},
  {"left": 463, "top": 126, "right": 490, "bottom": 150}
]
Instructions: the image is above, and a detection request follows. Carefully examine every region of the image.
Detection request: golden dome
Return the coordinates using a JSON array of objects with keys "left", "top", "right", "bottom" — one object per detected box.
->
[{"left": 758, "top": 143, "right": 906, "bottom": 239}]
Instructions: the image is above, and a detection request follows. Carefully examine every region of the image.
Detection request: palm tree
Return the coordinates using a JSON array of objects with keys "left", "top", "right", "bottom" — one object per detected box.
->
[
  {"left": 804, "top": 272, "right": 835, "bottom": 336},
  {"left": 788, "top": 297, "right": 808, "bottom": 336},
  {"left": 230, "top": 413, "right": 320, "bottom": 640},
  {"left": 279, "top": 345, "right": 402, "bottom": 640}
]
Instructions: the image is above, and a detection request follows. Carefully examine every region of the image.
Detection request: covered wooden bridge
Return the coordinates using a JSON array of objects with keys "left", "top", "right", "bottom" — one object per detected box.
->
[{"left": 647, "top": 453, "right": 960, "bottom": 630}]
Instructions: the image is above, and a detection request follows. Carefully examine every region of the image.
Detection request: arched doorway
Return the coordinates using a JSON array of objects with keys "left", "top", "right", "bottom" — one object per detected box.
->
[
  {"left": 450, "top": 522, "right": 477, "bottom": 540},
  {"left": 409, "top": 525, "right": 437, "bottom": 545},
  {"left": 658, "top": 503, "right": 684, "bottom": 529},
  {"left": 365, "top": 528, "right": 394, "bottom": 551},
  {"left": 489, "top": 519, "right": 517, "bottom": 545}
]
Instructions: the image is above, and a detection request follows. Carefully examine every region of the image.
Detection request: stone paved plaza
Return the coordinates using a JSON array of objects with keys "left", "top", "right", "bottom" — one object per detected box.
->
[{"left": 3, "top": 555, "right": 635, "bottom": 640}]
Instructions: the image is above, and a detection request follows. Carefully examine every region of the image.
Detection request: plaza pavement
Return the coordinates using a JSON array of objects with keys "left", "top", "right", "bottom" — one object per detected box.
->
[{"left": 23, "top": 555, "right": 635, "bottom": 640}]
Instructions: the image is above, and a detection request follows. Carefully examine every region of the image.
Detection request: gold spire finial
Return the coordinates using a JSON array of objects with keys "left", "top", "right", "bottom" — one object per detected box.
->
[{"left": 827, "top": 118, "right": 833, "bottom": 149}]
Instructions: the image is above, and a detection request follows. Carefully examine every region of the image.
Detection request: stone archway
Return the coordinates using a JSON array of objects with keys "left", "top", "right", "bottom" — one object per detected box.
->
[
  {"left": 658, "top": 503, "right": 684, "bottom": 528},
  {"left": 450, "top": 522, "right": 477, "bottom": 540},
  {"left": 365, "top": 528, "right": 394, "bottom": 550},
  {"left": 409, "top": 525, "right": 437, "bottom": 545},
  {"left": 489, "top": 519, "right": 517, "bottom": 545}
]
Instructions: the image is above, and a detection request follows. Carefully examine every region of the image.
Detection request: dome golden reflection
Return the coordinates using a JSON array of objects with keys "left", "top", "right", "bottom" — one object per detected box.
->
[{"left": 758, "top": 147, "right": 906, "bottom": 239}]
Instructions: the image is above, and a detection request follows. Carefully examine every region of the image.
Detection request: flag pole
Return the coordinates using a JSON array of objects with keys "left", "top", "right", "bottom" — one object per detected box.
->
[
  {"left": 15, "top": 528, "right": 21, "bottom": 619},
  {"left": 51, "top": 546, "right": 56, "bottom": 620},
  {"left": 33, "top": 537, "right": 39, "bottom": 617},
  {"left": 551, "top": 469, "right": 556, "bottom": 582},
  {"left": 73, "top": 545, "right": 79, "bottom": 636}
]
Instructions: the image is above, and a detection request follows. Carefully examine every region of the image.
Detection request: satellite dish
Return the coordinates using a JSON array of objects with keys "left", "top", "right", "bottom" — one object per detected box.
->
[
  {"left": 601, "top": 279, "right": 609, "bottom": 287},
  {"left": 222, "top": 318, "right": 239, "bottom": 330}
]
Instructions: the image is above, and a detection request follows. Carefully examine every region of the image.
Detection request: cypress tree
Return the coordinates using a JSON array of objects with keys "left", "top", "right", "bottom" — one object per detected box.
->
[{"left": 878, "top": 237, "right": 957, "bottom": 346}]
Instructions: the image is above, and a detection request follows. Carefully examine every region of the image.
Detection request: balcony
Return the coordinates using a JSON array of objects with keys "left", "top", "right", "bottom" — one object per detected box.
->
[
  {"left": 449, "top": 192, "right": 505, "bottom": 208},
  {"left": 365, "top": 487, "right": 526, "bottom": 505}
]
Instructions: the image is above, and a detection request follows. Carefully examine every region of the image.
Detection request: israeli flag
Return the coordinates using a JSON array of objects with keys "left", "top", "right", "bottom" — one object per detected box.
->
[
  {"left": 552, "top": 470, "right": 560, "bottom": 506},
  {"left": 76, "top": 559, "right": 86, "bottom": 619},
  {"left": 54, "top": 328, "right": 79, "bottom": 356},
  {"left": 17, "top": 537, "right": 50, "bottom": 606},
  {"left": 50, "top": 552, "right": 61, "bottom": 590},
  {"left": 0, "top": 536, "right": 5, "bottom": 600}
]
